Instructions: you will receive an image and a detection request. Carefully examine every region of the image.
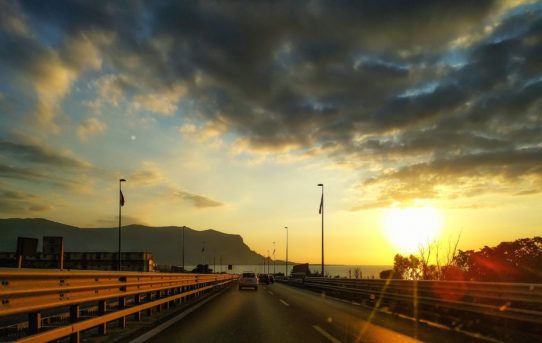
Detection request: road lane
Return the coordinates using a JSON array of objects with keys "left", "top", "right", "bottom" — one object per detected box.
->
[
  {"left": 148, "top": 284, "right": 327, "bottom": 343},
  {"left": 270, "top": 283, "right": 483, "bottom": 343},
  {"left": 147, "top": 282, "right": 488, "bottom": 343}
]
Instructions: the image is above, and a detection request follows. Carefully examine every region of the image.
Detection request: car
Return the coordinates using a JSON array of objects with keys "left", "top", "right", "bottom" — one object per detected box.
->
[
  {"left": 239, "top": 271, "right": 258, "bottom": 290},
  {"left": 258, "top": 274, "right": 270, "bottom": 284}
]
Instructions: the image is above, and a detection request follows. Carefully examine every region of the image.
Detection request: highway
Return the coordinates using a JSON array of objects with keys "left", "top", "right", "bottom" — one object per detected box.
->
[{"left": 148, "top": 282, "right": 483, "bottom": 343}]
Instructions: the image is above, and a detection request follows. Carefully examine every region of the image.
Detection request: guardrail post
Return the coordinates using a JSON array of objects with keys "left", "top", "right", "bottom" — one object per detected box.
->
[
  {"left": 118, "top": 296, "right": 126, "bottom": 329},
  {"left": 28, "top": 311, "right": 41, "bottom": 334},
  {"left": 146, "top": 292, "right": 153, "bottom": 316},
  {"left": 98, "top": 300, "right": 107, "bottom": 335},
  {"left": 165, "top": 289, "right": 171, "bottom": 309},
  {"left": 70, "top": 304, "right": 81, "bottom": 341},
  {"left": 134, "top": 294, "right": 142, "bottom": 321},
  {"left": 156, "top": 291, "right": 162, "bottom": 313},
  {"left": 70, "top": 305, "right": 80, "bottom": 323}
]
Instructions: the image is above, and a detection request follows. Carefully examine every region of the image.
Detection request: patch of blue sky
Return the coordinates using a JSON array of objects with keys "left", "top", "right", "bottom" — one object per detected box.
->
[
  {"left": 502, "top": 1, "right": 542, "bottom": 20},
  {"left": 177, "top": 98, "right": 199, "bottom": 117},
  {"left": 437, "top": 49, "right": 468, "bottom": 70},
  {"left": 271, "top": 41, "right": 297, "bottom": 71},
  {"left": 397, "top": 81, "right": 439, "bottom": 99},
  {"left": 30, "top": 20, "right": 65, "bottom": 48},
  {"left": 300, "top": 98, "right": 336, "bottom": 113},
  {"left": 523, "top": 75, "right": 542, "bottom": 88},
  {"left": 133, "top": 9, "right": 154, "bottom": 43},
  {"left": 353, "top": 55, "right": 410, "bottom": 72},
  {"left": 62, "top": 78, "right": 98, "bottom": 119},
  {"left": 487, "top": 24, "right": 530, "bottom": 45},
  {"left": 487, "top": 2, "right": 542, "bottom": 45}
]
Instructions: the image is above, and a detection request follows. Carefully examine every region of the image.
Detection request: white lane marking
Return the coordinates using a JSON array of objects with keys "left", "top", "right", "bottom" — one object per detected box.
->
[
  {"left": 268, "top": 291, "right": 274, "bottom": 295},
  {"left": 279, "top": 299, "right": 289, "bottom": 306},
  {"left": 312, "top": 325, "right": 342, "bottom": 343}
]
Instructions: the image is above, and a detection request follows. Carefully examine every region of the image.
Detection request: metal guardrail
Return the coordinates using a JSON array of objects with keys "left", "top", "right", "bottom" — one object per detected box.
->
[
  {"left": 0, "top": 268, "right": 238, "bottom": 342},
  {"left": 280, "top": 277, "right": 542, "bottom": 339}
]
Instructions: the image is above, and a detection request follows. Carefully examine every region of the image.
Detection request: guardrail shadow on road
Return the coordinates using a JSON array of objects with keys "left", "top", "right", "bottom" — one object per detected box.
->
[{"left": 278, "top": 276, "right": 542, "bottom": 342}]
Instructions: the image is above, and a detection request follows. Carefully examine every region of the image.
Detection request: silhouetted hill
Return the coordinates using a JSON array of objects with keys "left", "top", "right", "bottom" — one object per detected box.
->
[{"left": 0, "top": 218, "right": 272, "bottom": 266}]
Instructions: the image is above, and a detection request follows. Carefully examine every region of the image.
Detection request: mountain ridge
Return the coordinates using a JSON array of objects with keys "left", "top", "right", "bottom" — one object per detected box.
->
[{"left": 0, "top": 218, "right": 274, "bottom": 267}]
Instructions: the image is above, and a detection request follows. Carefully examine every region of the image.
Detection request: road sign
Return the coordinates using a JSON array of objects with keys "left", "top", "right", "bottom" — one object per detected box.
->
[
  {"left": 16, "top": 237, "right": 38, "bottom": 269},
  {"left": 43, "top": 236, "right": 63, "bottom": 254},
  {"left": 43, "top": 236, "right": 64, "bottom": 269},
  {"left": 16, "top": 237, "right": 38, "bottom": 256}
]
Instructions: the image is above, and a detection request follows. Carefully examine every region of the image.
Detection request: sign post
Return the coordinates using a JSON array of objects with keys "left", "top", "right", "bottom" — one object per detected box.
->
[{"left": 16, "top": 237, "right": 38, "bottom": 269}]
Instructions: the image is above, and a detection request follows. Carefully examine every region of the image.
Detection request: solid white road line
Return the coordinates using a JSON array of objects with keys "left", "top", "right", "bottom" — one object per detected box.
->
[
  {"left": 312, "top": 325, "right": 342, "bottom": 343},
  {"left": 279, "top": 299, "right": 290, "bottom": 306}
]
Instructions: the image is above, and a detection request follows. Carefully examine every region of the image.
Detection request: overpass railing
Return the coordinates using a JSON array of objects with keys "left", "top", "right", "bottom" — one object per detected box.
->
[
  {"left": 0, "top": 268, "right": 238, "bottom": 342},
  {"left": 281, "top": 277, "right": 542, "bottom": 339}
]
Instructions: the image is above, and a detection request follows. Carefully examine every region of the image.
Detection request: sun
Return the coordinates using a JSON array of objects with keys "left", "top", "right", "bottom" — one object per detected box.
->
[{"left": 383, "top": 206, "right": 442, "bottom": 253}]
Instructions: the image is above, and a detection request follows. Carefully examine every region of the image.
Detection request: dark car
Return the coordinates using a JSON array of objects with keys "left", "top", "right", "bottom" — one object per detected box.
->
[{"left": 258, "top": 274, "right": 270, "bottom": 284}]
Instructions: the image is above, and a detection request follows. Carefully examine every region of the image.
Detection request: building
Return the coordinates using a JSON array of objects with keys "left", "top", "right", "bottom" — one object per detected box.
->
[{"left": 0, "top": 251, "right": 154, "bottom": 272}]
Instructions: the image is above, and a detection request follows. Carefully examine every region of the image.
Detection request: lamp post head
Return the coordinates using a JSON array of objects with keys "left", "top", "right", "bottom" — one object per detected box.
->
[
  {"left": 284, "top": 226, "right": 288, "bottom": 230},
  {"left": 317, "top": 183, "right": 323, "bottom": 187},
  {"left": 120, "top": 179, "right": 126, "bottom": 182}
]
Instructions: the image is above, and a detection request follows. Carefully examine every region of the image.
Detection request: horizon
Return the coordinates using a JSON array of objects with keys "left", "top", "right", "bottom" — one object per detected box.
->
[{"left": 1, "top": 1, "right": 541, "bottom": 265}]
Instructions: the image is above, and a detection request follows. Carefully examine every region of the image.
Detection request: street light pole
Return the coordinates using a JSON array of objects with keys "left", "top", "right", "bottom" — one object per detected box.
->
[
  {"left": 267, "top": 250, "right": 270, "bottom": 274},
  {"left": 273, "top": 241, "right": 276, "bottom": 275},
  {"left": 118, "top": 178, "right": 126, "bottom": 271},
  {"left": 182, "top": 226, "right": 185, "bottom": 271},
  {"left": 284, "top": 226, "right": 288, "bottom": 277},
  {"left": 318, "top": 183, "right": 324, "bottom": 277}
]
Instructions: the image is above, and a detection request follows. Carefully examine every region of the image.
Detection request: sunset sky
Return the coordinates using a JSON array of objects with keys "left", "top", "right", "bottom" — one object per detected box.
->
[{"left": 1, "top": 1, "right": 541, "bottom": 265}]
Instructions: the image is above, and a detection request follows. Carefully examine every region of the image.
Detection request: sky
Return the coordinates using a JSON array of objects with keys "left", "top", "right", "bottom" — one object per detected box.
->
[{"left": 0, "top": 0, "right": 541, "bottom": 265}]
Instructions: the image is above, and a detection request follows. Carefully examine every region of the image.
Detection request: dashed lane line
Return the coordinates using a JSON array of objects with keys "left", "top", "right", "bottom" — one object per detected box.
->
[
  {"left": 312, "top": 325, "right": 342, "bottom": 343},
  {"left": 268, "top": 291, "right": 274, "bottom": 295},
  {"left": 279, "top": 299, "right": 290, "bottom": 306}
]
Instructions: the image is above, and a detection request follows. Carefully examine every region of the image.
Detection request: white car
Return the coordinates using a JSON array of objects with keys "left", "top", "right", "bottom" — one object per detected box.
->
[{"left": 238, "top": 271, "right": 258, "bottom": 290}]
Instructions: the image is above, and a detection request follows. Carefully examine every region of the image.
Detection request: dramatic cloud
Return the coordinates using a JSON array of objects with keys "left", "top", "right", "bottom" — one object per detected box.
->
[{"left": 1, "top": 0, "right": 541, "bottom": 211}]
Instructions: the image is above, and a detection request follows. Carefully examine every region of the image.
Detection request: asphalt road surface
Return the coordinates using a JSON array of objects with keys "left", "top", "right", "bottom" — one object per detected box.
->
[{"left": 148, "top": 282, "right": 485, "bottom": 343}]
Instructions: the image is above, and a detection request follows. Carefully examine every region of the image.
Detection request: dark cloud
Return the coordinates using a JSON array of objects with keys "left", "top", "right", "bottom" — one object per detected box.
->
[
  {"left": 355, "top": 148, "right": 542, "bottom": 209},
  {"left": 0, "top": 137, "right": 97, "bottom": 190},
  {"left": 0, "top": 140, "right": 89, "bottom": 168},
  {"left": 0, "top": 184, "right": 53, "bottom": 214},
  {"left": 2, "top": 1, "right": 541, "bottom": 208},
  {"left": 172, "top": 188, "right": 224, "bottom": 209}
]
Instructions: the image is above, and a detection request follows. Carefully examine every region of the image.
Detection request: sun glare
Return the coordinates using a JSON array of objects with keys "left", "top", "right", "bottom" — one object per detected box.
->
[{"left": 383, "top": 206, "right": 442, "bottom": 253}]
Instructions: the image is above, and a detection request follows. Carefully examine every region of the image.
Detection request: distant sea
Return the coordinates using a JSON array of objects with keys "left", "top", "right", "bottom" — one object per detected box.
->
[{"left": 185, "top": 264, "right": 392, "bottom": 278}]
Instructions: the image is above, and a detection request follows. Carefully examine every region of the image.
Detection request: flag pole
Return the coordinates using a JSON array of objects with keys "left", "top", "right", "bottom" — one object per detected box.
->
[
  {"left": 318, "top": 183, "right": 324, "bottom": 277},
  {"left": 182, "top": 226, "right": 185, "bottom": 271},
  {"left": 118, "top": 179, "right": 126, "bottom": 271}
]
